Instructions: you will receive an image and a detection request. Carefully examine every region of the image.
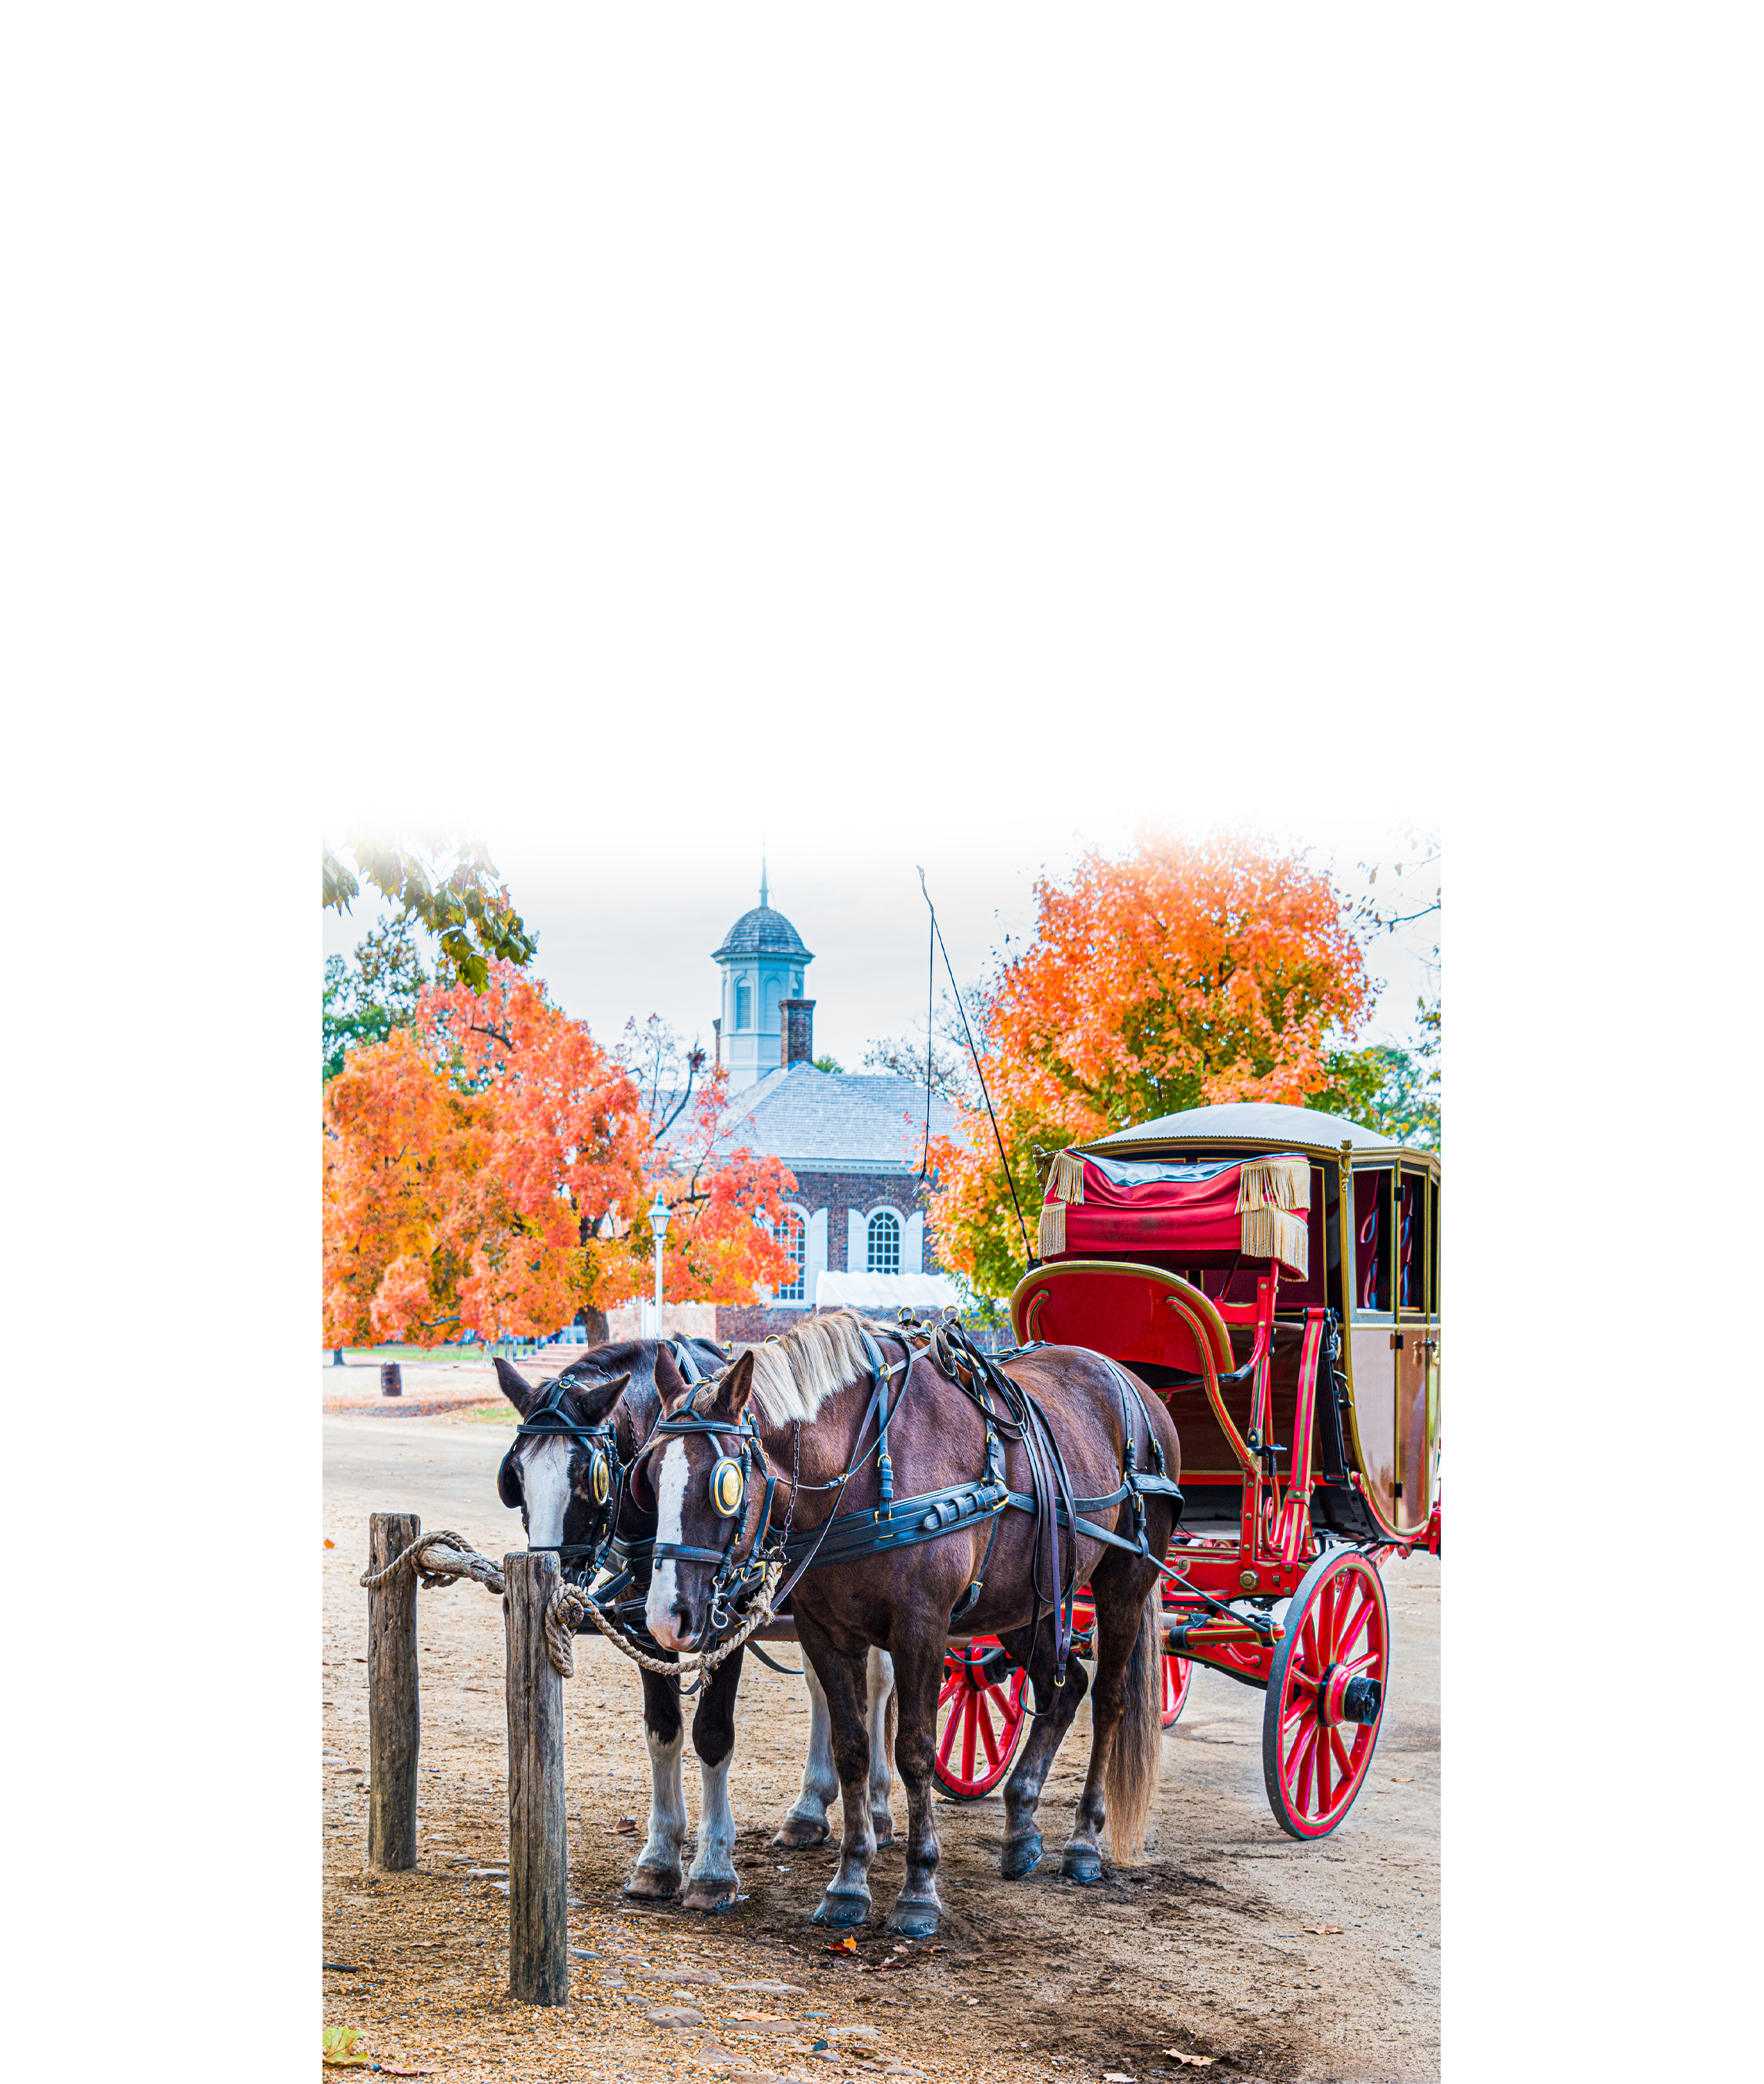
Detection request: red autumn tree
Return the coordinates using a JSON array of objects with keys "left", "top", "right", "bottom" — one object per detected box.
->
[
  {"left": 321, "top": 964, "right": 796, "bottom": 1349},
  {"left": 927, "top": 833, "right": 1375, "bottom": 1297}
]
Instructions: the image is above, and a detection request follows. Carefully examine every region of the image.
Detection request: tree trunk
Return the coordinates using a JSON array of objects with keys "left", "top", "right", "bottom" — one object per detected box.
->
[
  {"left": 505, "top": 1550, "right": 568, "bottom": 2004},
  {"left": 366, "top": 1511, "right": 420, "bottom": 1872}
]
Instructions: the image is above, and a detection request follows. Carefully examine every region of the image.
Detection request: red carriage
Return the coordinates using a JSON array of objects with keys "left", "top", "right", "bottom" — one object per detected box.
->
[{"left": 932, "top": 1100, "right": 1441, "bottom": 1837}]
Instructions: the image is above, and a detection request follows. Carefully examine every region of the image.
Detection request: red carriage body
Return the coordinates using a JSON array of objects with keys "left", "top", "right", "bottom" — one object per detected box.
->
[{"left": 933, "top": 1100, "right": 1441, "bottom": 1836}]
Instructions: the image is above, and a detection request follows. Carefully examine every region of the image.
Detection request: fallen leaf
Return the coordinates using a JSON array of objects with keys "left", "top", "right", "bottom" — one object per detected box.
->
[
  {"left": 324, "top": 1539, "right": 336, "bottom": 1549},
  {"left": 1165, "top": 2056, "right": 1218, "bottom": 2070},
  {"left": 1304, "top": 1923, "right": 1345, "bottom": 1935},
  {"left": 376, "top": 2069, "right": 433, "bottom": 2078},
  {"left": 727, "top": 2012, "right": 780, "bottom": 2023},
  {"left": 322, "top": 2025, "right": 369, "bottom": 2066},
  {"left": 1391, "top": 1776, "right": 1414, "bottom": 1783},
  {"left": 826, "top": 1937, "right": 857, "bottom": 1954}
]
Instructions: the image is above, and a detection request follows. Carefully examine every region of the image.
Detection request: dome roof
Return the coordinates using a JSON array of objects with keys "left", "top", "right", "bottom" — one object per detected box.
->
[{"left": 711, "top": 904, "right": 813, "bottom": 964}]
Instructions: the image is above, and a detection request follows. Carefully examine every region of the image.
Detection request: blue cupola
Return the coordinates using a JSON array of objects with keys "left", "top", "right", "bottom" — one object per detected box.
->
[{"left": 711, "top": 865, "right": 814, "bottom": 1090}]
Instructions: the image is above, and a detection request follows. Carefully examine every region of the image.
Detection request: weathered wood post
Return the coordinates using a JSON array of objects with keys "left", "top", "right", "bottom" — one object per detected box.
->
[
  {"left": 505, "top": 1549, "right": 568, "bottom": 2005},
  {"left": 366, "top": 1511, "right": 421, "bottom": 1871}
]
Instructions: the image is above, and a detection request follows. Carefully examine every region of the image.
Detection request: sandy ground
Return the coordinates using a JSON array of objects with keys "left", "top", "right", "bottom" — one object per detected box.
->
[{"left": 322, "top": 1385, "right": 1439, "bottom": 2084}]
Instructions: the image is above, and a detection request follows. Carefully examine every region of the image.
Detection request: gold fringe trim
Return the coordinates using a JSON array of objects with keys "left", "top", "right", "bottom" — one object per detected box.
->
[
  {"left": 1048, "top": 1148, "right": 1087, "bottom": 1204},
  {"left": 1236, "top": 1156, "right": 1311, "bottom": 1214},
  {"left": 1239, "top": 1206, "right": 1310, "bottom": 1278},
  {"left": 1038, "top": 1200, "right": 1067, "bottom": 1257}
]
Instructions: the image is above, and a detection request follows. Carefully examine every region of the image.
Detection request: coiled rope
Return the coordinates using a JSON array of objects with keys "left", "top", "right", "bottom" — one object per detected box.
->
[{"left": 358, "top": 1531, "right": 780, "bottom": 1685}]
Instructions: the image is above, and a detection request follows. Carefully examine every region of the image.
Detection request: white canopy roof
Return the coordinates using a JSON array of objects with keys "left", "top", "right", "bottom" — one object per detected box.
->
[
  {"left": 812, "top": 1271, "right": 964, "bottom": 1312},
  {"left": 1087, "top": 1100, "right": 1423, "bottom": 1161}
]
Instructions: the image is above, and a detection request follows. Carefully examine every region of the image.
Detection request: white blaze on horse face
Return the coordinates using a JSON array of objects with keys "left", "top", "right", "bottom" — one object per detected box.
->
[
  {"left": 521, "top": 1437, "right": 575, "bottom": 1550},
  {"left": 646, "top": 1440, "right": 692, "bottom": 1648}
]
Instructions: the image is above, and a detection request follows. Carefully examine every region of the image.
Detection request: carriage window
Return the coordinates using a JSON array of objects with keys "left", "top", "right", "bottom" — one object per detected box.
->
[
  {"left": 867, "top": 1208, "right": 901, "bottom": 1275},
  {"left": 1398, "top": 1171, "right": 1426, "bottom": 1313},
  {"left": 1354, "top": 1169, "right": 1393, "bottom": 1314},
  {"left": 776, "top": 1211, "right": 806, "bottom": 1301},
  {"left": 735, "top": 980, "right": 751, "bottom": 1029},
  {"left": 1428, "top": 1177, "right": 1440, "bottom": 1315}
]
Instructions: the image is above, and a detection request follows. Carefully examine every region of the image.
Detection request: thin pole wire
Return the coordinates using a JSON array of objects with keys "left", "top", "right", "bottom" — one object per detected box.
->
[
  {"left": 917, "top": 868, "right": 1034, "bottom": 1266},
  {"left": 920, "top": 900, "right": 934, "bottom": 1176}
]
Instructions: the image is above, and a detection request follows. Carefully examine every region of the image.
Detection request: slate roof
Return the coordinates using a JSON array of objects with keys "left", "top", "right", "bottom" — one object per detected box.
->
[
  {"left": 710, "top": 905, "right": 814, "bottom": 963},
  {"left": 707, "top": 1062, "right": 961, "bottom": 1176}
]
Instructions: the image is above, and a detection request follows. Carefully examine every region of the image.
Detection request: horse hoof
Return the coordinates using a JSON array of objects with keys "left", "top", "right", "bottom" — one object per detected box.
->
[
  {"left": 1060, "top": 1847, "right": 1104, "bottom": 1885},
  {"left": 1001, "top": 1833, "right": 1044, "bottom": 1880},
  {"left": 681, "top": 1876, "right": 739, "bottom": 1912},
  {"left": 773, "top": 1817, "right": 830, "bottom": 1850},
  {"left": 884, "top": 1901, "right": 940, "bottom": 1938},
  {"left": 872, "top": 1815, "right": 896, "bottom": 1851},
  {"left": 623, "top": 1864, "right": 682, "bottom": 1900},
  {"left": 811, "top": 1891, "right": 870, "bottom": 1929}
]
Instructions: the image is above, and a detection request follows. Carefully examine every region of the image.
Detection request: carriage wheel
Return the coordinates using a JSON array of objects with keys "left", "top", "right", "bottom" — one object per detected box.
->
[
  {"left": 933, "top": 1641, "right": 1027, "bottom": 1799},
  {"left": 1261, "top": 1548, "right": 1389, "bottom": 1839},
  {"left": 1161, "top": 1652, "right": 1193, "bottom": 1729}
]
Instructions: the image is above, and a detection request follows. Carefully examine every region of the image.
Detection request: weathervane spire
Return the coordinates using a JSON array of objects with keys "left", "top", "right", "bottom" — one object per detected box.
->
[{"left": 760, "top": 857, "right": 769, "bottom": 909}]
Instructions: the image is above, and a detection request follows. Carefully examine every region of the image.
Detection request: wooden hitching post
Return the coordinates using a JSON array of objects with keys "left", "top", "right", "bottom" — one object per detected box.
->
[
  {"left": 366, "top": 1511, "right": 420, "bottom": 1872},
  {"left": 505, "top": 1549, "right": 569, "bottom": 2005}
]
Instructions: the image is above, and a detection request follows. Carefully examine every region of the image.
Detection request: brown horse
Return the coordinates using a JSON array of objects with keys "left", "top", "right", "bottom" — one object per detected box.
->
[{"left": 634, "top": 1311, "right": 1183, "bottom": 1936}]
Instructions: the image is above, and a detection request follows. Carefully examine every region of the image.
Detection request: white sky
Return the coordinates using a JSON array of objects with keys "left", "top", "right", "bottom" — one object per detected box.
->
[{"left": 322, "top": 807, "right": 1438, "bottom": 1077}]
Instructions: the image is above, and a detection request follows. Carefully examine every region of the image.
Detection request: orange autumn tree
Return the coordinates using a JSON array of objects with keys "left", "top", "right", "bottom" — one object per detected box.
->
[
  {"left": 322, "top": 963, "right": 795, "bottom": 1349},
  {"left": 927, "top": 834, "right": 1374, "bottom": 1298}
]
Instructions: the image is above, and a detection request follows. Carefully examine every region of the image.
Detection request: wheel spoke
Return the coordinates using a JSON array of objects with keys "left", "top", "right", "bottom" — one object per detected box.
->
[
  {"left": 937, "top": 1702, "right": 965, "bottom": 1771},
  {"left": 1314, "top": 1722, "right": 1332, "bottom": 1815},
  {"left": 1330, "top": 1728, "right": 1355, "bottom": 1787},
  {"left": 977, "top": 1695, "right": 1001, "bottom": 1768},
  {"left": 961, "top": 1694, "right": 977, "bottom": 1782},
  {"left": 1288, "top": 1718, "right": 1318, "bottom": 1811}
]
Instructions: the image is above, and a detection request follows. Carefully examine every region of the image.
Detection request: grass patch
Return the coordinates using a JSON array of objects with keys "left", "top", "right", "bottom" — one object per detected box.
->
[{"left": 459, "top": 1404, "right": 519, "bottom": 1427}]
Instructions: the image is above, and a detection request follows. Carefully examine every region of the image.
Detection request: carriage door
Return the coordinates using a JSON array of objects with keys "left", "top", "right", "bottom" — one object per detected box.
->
[
  {"left": 1393, "top": 1162, "right": 1435, "bottom": 1535},
  {"left": 1348, "top": 1165, "right": 1399, "bottom": 1526}
]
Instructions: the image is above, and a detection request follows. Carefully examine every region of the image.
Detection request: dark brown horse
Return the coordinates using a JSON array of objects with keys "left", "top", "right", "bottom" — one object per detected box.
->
[
  {"left": 633, "top": 1311, "right": 1183, "bottom": 1935},
  {"left": 493, "top": 1338, "right": 897, "bottom": 1908}
]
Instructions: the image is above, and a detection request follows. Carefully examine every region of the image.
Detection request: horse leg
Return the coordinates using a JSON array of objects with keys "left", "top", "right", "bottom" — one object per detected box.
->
[
  {"left": 881, "top": 1631, "right": 945, "bottom": 1935},
  {"left": 995, "top": 1620, "right": 1089, "bottom": 1882},
  {"left": 775, "top": 1654, "right": 838, "bottom": 1849},
  {"left": 1061, "top": 1565, "right": 1160, "bottom": 1883},
  {"left": 867, "top": 1648, "right": 897, "bottom": 1849},
  {"left": 624, "top": 1668, "right": 687, "bottom": 1899},
  {"left": 799, "top": 1628, "right": 877, "bottom": 1929},
  {"left": 682, "top": 1648, "right": 744, "bottom": 1912}
]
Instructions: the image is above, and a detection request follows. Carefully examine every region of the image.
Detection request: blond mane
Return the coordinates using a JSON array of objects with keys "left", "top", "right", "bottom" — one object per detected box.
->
[{"left": 744, "top": 1310, "right": 894, "bottom": 1425}]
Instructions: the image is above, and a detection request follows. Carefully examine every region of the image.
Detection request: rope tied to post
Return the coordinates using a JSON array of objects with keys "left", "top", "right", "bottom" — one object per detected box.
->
[
  {"left": 359, "top": 1529, "right": 508, "bottom": 1596},
  {"left": 543, "top": 1562, "right": 784, "bottom": 1684},
  {"left": 359, "top": 1528, "right": 780, "bottom": 1682}
]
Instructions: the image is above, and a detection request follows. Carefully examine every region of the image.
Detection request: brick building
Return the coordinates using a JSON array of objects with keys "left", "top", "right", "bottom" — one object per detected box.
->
[{"left": 690, "top": 875, "right": 965, "bottom": 1341}]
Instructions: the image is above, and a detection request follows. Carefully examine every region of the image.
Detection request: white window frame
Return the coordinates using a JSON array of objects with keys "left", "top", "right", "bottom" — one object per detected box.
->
[
  {"left": 773, "top": 1203, "right": 810, "bottom": 1303},
  {"left": 865, "top": 1206, "right": 903, "bottom": 1276}
]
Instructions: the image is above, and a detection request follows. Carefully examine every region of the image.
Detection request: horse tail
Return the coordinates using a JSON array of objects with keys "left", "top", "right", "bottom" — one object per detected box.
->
[
  {"left": 1104, "top": 1587, "right": 1163, "bottom": 1862},
  {"left": 884, "top": 1671, "right": 898, "bottom": 1765}
]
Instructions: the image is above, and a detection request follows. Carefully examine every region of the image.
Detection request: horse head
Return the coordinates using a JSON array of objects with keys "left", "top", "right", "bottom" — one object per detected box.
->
[
  {"left": 494, "top": 1352, "right": 633, "bottom": 1568},
  {"left": 641, "top": 1348, "right": 770, "bottom": 1652}
]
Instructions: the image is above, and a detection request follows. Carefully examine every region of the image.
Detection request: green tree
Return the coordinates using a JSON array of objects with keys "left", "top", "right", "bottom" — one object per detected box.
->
[
  {"left": 322, "top": 916, "right": 429, "bottom": 1081},
  {"left": 322, "top": 830, "right": 536, "bottom": 991},
  {"left": 1315, "top": 1041, "right": 1439, "bottom": 1147}
]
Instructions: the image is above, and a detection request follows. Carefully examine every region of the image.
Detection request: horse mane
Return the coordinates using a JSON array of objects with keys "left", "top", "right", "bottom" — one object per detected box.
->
[{"left": 745, "top": 1310, "right": 890, "bottom": 1425}]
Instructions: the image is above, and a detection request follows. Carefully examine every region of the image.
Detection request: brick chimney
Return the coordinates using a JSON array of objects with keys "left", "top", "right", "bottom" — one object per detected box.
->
[{"left": 781, "top": 997, "right": 815, "bottom": 1069}]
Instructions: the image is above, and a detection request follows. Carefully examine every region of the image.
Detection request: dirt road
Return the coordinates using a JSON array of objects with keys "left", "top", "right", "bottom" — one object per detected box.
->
[{"left": 322, "top": 1404, "right": 1439, "bottom": 2084}]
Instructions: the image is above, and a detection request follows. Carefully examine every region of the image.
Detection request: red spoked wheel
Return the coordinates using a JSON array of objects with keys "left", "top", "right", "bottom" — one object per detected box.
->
[
  {"left": 934, "top": 1639, "right": 1028, "bottom": 1799},
  {"left": 1262, "top": 1548, "right": 1389, "bottom": 1839},
  {"left": 1161, "top": 1651, "right": 1193, "bottom": 1728}
]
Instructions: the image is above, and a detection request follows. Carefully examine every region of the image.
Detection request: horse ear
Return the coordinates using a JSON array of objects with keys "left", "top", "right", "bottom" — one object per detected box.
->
[
  {"left": 709, "top": 1349, "right": 754, "bottom": 1421},
  {"left": 566, "top": 1369, "right": 631, "bottom": 1428},
  {"left": 495, "top": 1357, "right": 538, "bottom": 1416},
  {"left": 655, "top": 1346, "right": 690, "bottom": 1408}
]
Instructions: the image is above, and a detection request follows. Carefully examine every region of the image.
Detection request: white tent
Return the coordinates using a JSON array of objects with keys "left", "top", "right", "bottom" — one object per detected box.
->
[{"left": 811, "top": 1271, "right": 963, "bottom": 1313}]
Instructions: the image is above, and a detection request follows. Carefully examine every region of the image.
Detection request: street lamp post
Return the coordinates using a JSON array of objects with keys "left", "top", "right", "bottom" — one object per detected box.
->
[{"left": 648, "top": 1190, "right": 671, "bottom": 1340}]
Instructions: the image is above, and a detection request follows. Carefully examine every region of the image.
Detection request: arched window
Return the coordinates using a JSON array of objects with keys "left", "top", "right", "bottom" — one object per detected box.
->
[
  {"left": 866, "top": 1208, "right": 901, "bottom": 1275},
  {"left": 735, "top": 979, "right": 751, "bottom": 1029},
  {"left": 776, "top": 1209, "right": 807, "bottom": 1301}
]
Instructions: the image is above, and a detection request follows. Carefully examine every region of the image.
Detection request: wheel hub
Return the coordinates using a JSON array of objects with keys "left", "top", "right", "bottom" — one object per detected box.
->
[{"left": 1320, "top": 1662, "right": 1381, "bottom": 1727}]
